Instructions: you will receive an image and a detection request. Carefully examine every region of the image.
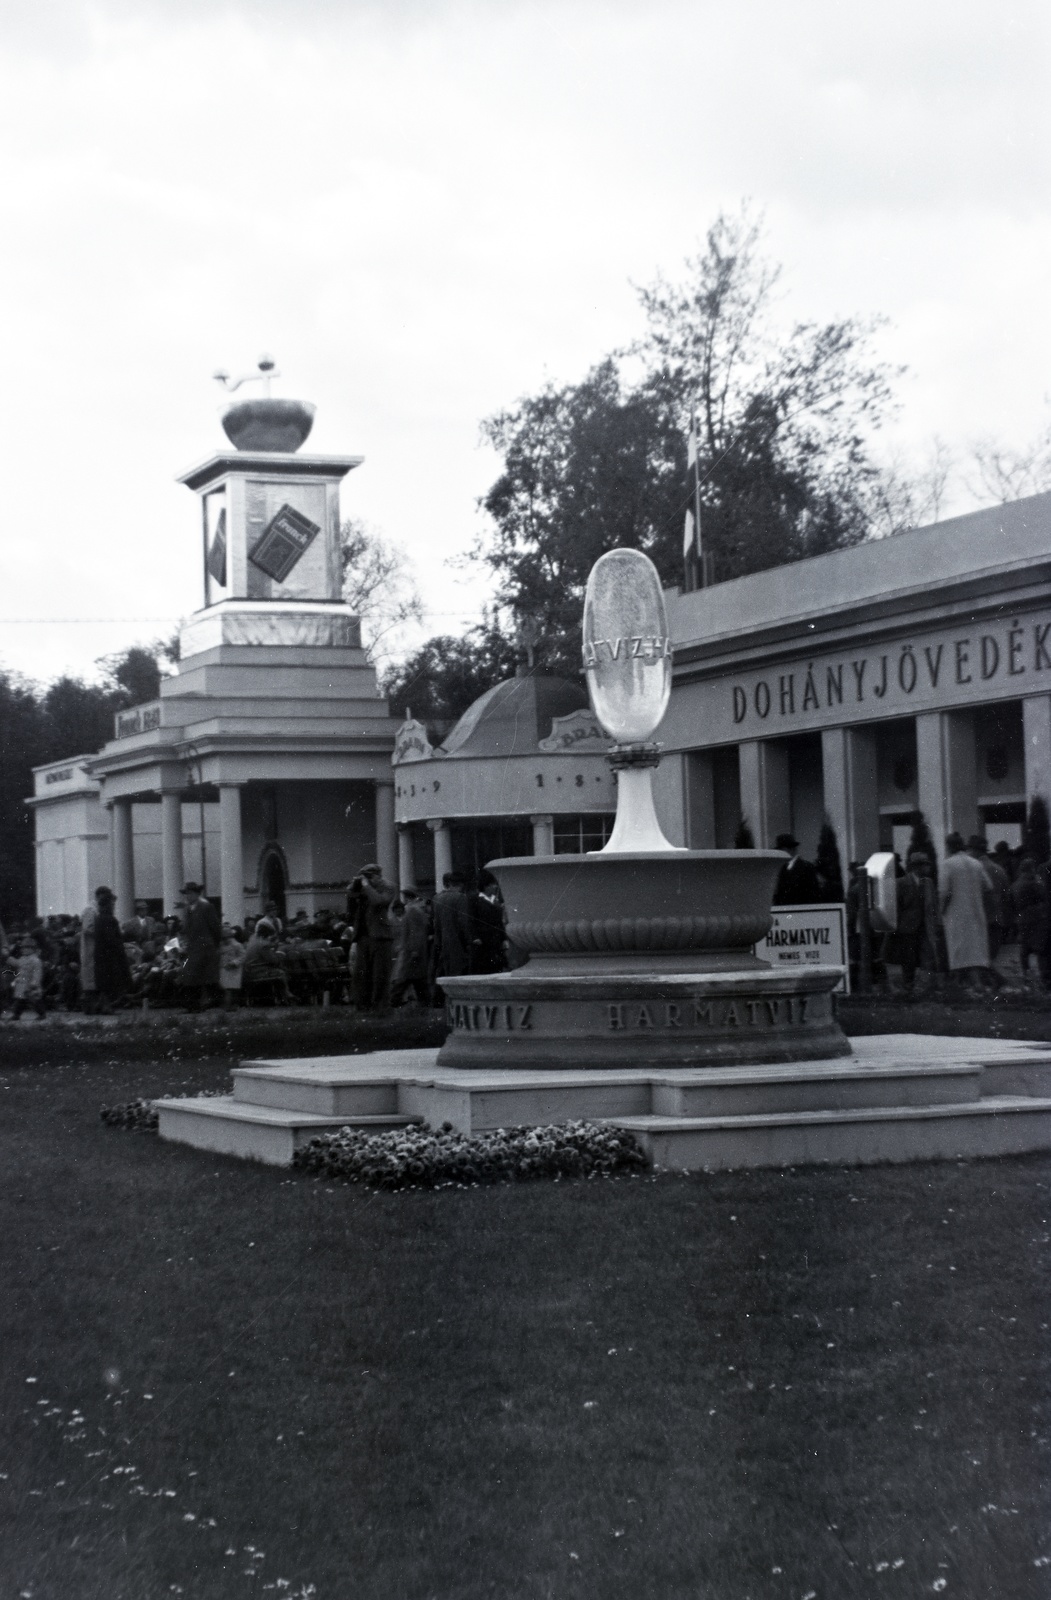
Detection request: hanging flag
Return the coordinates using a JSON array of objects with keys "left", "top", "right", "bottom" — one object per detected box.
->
[
  {"left": 687, "top": 427, "right": 698, "bottom": 469},
  {"left": 683, "top": 508, "right": 695, "bottom": 559}
]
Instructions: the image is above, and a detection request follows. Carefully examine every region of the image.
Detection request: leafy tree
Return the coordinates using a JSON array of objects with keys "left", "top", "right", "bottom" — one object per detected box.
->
[
  {"left": 381, "top": 623, "right": 520, "bottom": 742},
  {"left": 0, "top": 672, "right": 46, "bottom": 922},
  {"left": 1025, "top": 795, "right": 1051, "bottom": 865},
  {"left": 0, "top": 639, "right": 179, "bottom": 923},
  {"left": 476, "top": 207, "right": 900, "bottom": 653},
  {"left": 480, "top": 360, "right": 683, "bottom": 675}
]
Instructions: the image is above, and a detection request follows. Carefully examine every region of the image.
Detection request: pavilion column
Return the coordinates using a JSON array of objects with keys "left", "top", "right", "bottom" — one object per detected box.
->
[
  {"left": 397, "top": 825, "right": 416, "bottom": 892},
  {"left": 110, "top": 797, "right": 135, "bottom": 921},
  {"left": 428, "top": 818, "right": 453, "bottom": 885},
  {"left": 916, "top": 710, "right": 978, "bottom": 863},
  {"left": 821, "top": 726, "right": 879, "bottom": 868},
  {"left": 218, "top": 784, "right": 244, "bottom": 928},
  {"left": 531, "top": 814, "right": 554, "bottom": 856},
  {"left": 737, "top": 739, "right": 790, "bottom": 849},
  {"left": 374, "top": 779, "right": 397, "bottom": 886},
  {"left": 160, "top": 790, "right": 185, "bottom": 915},
  {"left": 1023, "top": 693, "right": 1051, "bottom": 807},
  {"left": 685, "top": 751, "right": 716, "bottom": 849}
]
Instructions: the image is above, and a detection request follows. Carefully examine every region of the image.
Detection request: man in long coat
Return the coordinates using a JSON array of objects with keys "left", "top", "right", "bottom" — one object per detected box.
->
[
  {"left": 430, "top": 872, "right": 471, "bottom": 998},
  {"left": 391, "top": 887, "right": 430, "bottom": 1005},
  {"left": 939, "top": 833, "right": 993, "bottom": 985},
  {"left": 179, "top": 881, "right": 222, "bottom": 1011},
  {"left": 352, "top": 863, "right": 396, "bottom": 1011}
]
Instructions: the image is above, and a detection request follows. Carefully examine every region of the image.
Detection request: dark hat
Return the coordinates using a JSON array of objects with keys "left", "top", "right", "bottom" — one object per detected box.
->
[
  {"left": 774, "top": 833, "right": 799, "bottom": 852},
  {"left": 967, "top": 834, "right": 987, "bottom": 853},
  {"left": 402, "top": 886, "right": 419, "bottom": 899},
  {"left": 94, "top": 885, "right": 114, "bottom": 899},
  {"left": 181, "top": 881, "right": 203, "bottom": 893},
  {"left": 358, "top": 862, "right": 381, "bottom": 877}
]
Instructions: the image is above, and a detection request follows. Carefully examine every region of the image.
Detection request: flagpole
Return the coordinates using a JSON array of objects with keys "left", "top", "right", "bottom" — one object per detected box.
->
[{"left": 692, "top": 409, "right": 704, "bottom": 587}]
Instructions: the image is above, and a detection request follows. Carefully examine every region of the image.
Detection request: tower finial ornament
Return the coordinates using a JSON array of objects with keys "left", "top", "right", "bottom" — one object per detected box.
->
[
  {"left": 212, "top": 353, "right": 282, "bottom": 398},
  {"left": 211, "top": 354, "right": 315, "bottom": 453}
]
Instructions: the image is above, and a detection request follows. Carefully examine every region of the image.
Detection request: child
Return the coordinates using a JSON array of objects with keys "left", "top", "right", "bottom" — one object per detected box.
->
[
  {"left": 219, "top": 924, "right": 246, "bottom": 1010},
  {"left": 11, "top": 939, "right": 46, "bottom": 1020}
]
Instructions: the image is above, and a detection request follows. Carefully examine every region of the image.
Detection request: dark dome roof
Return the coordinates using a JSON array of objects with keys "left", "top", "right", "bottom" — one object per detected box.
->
[{"left": 439, "top": 673, "right": 589, "bottom": 759}]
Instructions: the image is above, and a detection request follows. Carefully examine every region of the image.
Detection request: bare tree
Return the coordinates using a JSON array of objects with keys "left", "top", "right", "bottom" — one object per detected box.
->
[
  {"left": 867, "top": 436, "right": 954, "bottom": 538},
  {"left": 967, "top": 417, "right": 1051, "bottom": 504},
  {"left": 340, "top": 519, "right": 424, "bottom": 667}
]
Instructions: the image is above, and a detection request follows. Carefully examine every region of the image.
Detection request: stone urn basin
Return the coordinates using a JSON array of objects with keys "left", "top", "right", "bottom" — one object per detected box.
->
[
  {"left": 490, "top": 849, "right": 785, "bottom": 971},
  {"left": 221, "top": 397, "right": 316, "bottom": 452}
]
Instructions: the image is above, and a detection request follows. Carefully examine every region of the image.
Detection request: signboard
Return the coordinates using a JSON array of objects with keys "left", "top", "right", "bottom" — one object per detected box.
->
[
  {"left": 248, "top": 503, "right": 321, "bottom": 583},
  {"left": 537, "top": 709, "right": 611, "bottom": 753},
  {"left": 393, "top": 717, "right": 436, "bottom": 765},
  {"left": 206, "top": 508, "right": 228, "bottom": 585},
  {"left": 754, "top": 902, "right": 849, "bottom": 994},
  {"left": 115, "top": 703, "right": 161, "bottom": 739}
]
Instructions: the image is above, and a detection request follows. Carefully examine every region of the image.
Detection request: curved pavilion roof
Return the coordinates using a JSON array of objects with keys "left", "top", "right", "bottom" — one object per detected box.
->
[{"left": 438, "top": 673, "right": 589, "bottom": 759}]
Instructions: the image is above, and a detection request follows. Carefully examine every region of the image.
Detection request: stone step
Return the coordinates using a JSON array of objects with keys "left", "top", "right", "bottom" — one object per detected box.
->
[
  {"left": 233, "top": 1069, "right": 402, "bottom": 1117},
  {"left": 155, "top": 1096, "right": 422, "bottom": 1167},
  {"left": 615, "top": 1095, "right": 1051, "bottom": 1173},
  {"left": 649, "top": 1060, "right": 981, "bottom": 1118}
]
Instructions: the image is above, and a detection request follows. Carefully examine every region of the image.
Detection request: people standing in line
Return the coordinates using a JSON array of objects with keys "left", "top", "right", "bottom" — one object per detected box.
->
[
  {"left": 939, "top": 832, "right": 994, "bottom": 989},
  {"left": 1010, "top": 857, "right": 1048, "bottom": 987},
  {"left": 469, "top": 873, "right": 507, "bottom": 975},
  {"left": 772, "top": 834, "right": 821, "bottom": 906},
  {"left": 350, "top": 863, "right": 395, "bottom": 1011},
  {"left": 894, "top": 851, "right": 940, "bottom": 995},
  {"left": 968, "top": 834, "right": 1011, "bottom": 966},
  {"left": 430, "top": 871, "right": 471, "bottom": 998},
  {"left": 178, "top": 881, "right": 222, "bottom": 1012},
  {"left": 391, "top": 887, "right": 430, "bottom": 1006}
]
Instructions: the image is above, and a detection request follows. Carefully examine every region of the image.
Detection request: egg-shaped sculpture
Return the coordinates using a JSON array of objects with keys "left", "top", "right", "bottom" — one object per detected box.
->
[{"left": 582, "top": 548, "right": 672, "bottom": 744}]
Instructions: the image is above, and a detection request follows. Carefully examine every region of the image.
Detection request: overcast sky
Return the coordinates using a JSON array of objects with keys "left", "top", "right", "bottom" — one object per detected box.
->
[{"left": 2, "top": 0, "right": 1049, "bottom": 686}]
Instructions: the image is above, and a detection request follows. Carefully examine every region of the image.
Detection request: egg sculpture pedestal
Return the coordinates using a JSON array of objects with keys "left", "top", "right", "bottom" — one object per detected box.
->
[{"left": 438, "top": 550, "right": 850, "bottom": 1071}]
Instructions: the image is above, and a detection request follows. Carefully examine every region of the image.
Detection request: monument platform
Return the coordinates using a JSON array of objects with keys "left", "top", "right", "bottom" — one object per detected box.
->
[{"left": 154, "top": 1035, "right": 1051, "bottom": 1171}]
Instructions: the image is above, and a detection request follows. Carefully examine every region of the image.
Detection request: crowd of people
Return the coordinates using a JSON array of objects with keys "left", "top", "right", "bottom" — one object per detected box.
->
[
  {"left": 845, "top": 834, "right": 1051, "bottom": 995},
  {"left": 4, "top": 835, "right": 1050, "bottom": 1018},
  {"left": 0, "top": 866, "right": 511, "bottom": 1020}
]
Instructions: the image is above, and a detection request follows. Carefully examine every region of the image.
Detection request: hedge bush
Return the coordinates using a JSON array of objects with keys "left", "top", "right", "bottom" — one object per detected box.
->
[
  {"left": 100, "top": 1089, "right": 230, "bottom": 1132},
  {"left": 293, "top": 1119, "right": 648, "bottom": 1190}
]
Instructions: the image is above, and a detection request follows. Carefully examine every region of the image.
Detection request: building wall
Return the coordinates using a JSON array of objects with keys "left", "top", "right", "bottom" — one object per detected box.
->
[{"left": 666, "top": 495, "right": 1051, "bottom": 868}]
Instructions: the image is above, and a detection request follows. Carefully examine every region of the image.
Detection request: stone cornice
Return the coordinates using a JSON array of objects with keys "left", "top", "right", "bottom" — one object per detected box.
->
[{"left": 176, "top": 451, "right": 364, "bottom": 493}]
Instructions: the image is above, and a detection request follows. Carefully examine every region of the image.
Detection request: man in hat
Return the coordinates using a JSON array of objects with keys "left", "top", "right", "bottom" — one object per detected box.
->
[
  {"left": 430, "top": 871, "right": 471, "bottom": 998},
  {"left": 773, "top": 834, "right": 821, "bottom": 906},
  {"left": 349, "top": 863, "right": 395, "bottom": 1010},
  {"left": 179, "top": 881, "right": 222, "bottom": 1012}
]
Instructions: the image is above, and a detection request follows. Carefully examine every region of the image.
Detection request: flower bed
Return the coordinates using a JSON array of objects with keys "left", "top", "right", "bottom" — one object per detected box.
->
[
  {"left": 293, "top": 1119, "right": 648, "bottom": 1190},
  {"left": 100, "top": 1089, "right": 230, "bottom": 1132}
]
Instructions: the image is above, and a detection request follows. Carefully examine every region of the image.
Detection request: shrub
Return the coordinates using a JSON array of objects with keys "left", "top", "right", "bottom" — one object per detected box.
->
[
  {"left": 99, "top": 1089, "right": 230, "bottom": 1133},
  {"left": 293, "top": 1120, "right": 648, "bottom": 1190}
]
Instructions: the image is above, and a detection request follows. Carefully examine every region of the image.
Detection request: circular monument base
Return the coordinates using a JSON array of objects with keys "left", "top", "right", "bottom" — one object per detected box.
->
[{"left": 438, "top": 966, "right": 849, "bottom": 1071}]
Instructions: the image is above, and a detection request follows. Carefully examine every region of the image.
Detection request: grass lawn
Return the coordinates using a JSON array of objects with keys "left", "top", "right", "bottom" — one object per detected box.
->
[{"left": 2, "top": 1047, "right": 1051, "bottom": 1600}]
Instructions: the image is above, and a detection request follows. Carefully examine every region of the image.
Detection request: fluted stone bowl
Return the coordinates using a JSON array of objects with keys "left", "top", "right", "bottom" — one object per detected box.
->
[
  {"left": 488, "top": 850, "right": 786, "bottom": 963},
  {"left": 221, "top": 397, "right": 316, "bottom": 452}
]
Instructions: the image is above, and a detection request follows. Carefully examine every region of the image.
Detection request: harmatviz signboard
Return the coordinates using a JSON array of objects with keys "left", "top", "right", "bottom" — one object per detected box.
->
[{"left": 754, "top": 903, "right": 849, "bottom": 994}]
